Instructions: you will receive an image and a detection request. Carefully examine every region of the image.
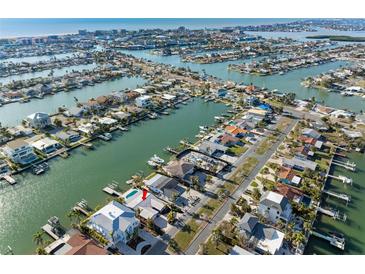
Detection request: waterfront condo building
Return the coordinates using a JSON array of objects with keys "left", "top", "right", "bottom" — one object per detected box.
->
[
  {"left": 88, "top": 201, "right": 140, "bottom": 247},
  {"left": 2, "top": 139, "right": 38, "bottom": 165},
  {"left": 26, "top": 112, "right": 52, "bottom": 129}
]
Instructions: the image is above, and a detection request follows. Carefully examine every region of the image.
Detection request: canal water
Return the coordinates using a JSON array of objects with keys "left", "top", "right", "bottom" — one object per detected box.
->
[
  {"left": 0, "top": 63, "right": 97, "bottom": 85},
  {"left": 122, "top": 50, "right": 365, "bottom": 113},
  {"left": 305, "top": 152, "right": 365, "bottom": 255},
  {"left": 0, "top": 76, "right": 146, "bottom": 127},
  {"left": 0, "top": 98, "right": 227, "bottom": 254},
  {"left": 0, "top": 52, "right": 77, "bottom": 64}
]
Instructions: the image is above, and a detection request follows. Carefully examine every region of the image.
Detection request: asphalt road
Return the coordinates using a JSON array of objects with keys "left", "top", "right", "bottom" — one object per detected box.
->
[{"left": 185, "top": 118, "right": 297, "bottom": 255}]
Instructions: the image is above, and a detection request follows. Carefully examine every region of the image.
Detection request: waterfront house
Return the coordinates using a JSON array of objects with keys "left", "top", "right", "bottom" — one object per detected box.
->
[
  {"left": 225, "top": 125, "right": 249, "bottom": 138},
  {"left": 98, "top": 117, "right": 118, "bottom": 127},
  {"left": 64, "top": 231, "right": 108, "bottom": 255},
  {"left": 198, "top": 140, "right": 228, "bottom": 156},
  {"left": 161, "top": 94, "right": 176, "bottom": 102},
  {"left": 88, "top": 200, "right": 140, "bottom": 246},
  {"left": 274, "top": 183, "right": 308, "bottom": 205},
  {"left": 216, "top": 134, "right": 240, "bottom": 147},
  {"left": 163, "top": 160, "right": 195, "bottom": 183},
  {"left": 258, "top": 191, "right": 292, "bottom": 224},
  {"left": 238, "top": 213, "right": 285, "bottom": 255},
  {"left": 135, "top": 95, "right": 152, "bottom": 108},
  {"left": 54, "top": 130, "right": 81, "bottom": 144},
  {"left": 144, "top": 173, "right": 185, "bottom": 202},
  {"left": 2, "top": 139, "right": 38, "bottom": 165},
  {"left": 341, "top": 128, "right": 363, "bottom": 139},
  {"left": 111, "top": 111, "right": 131, "bottom": 122},
  {"left": 278, "top": 166, "right": 302, "bottom": 186},
  {"left": 26, "top": 112, "right": 52, "bottom": 129},
  {"left": 229, "top": 245, "right": 256, "bottom": 255},
  {"left": 78, "top": 123, "right": 99, "bottom": 136},
  {"left": 63, "top": 106, "right": 85, "bottom": 118},
  {"left": 7, "top": 125, "right": 33, "bottom": 137},
  {"left": 282, "top": 156, "right": 317, "bottom": 171},
  {"left": 31, "top": 137, "right": 62, "bottom": 154},
  {"left": 302, "top": 128, "right": 321, "bottom": 140},
  {"left": 121, "top": 188, "right": 167, "bottom": 225}
]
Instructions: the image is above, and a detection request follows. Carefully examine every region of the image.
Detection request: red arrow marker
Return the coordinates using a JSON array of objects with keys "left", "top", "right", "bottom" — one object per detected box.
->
[{"left": 142, "top": 189, "right": 148, "bottom": 201}]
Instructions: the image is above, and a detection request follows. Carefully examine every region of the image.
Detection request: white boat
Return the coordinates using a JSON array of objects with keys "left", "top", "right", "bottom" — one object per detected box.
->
[
  {"left": 98, "top": 133, "right": 112, "bottom": 141},
  {"left": 148, "top": 112, "right": 158, "bottom": 119},
  {"left": 150, "top": 154, "right": 164, "bottom": 164},
  {"left": 214, "top": 116, "right": 224, "bottom": 121},
  {"left": 32, "top": 162, "right": 49, "bottom": 175},
  {"left": 147, "top": 160, "right": 159, "bottom": 168},
  {"left": 118, "top": 126, "right": 128, "bottom": 131},
  {"left": 199, "top": 125, "right": 208, "bottom": 130}
]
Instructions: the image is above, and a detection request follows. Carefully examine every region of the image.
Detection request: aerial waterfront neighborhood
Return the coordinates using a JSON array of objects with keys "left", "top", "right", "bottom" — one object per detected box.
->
[{"left": 0, "top": 17, "right": 365, "bottom": 259}]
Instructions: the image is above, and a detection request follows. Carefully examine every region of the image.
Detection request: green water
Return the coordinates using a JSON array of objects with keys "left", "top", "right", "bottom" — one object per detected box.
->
[
  {"left": 0, "top": 98, "right": 227, "bottom": 254},
  {"left": 305, "top": 152, "right": 365, "bottom": 254},
  {"left": 122, "top": 50, "right": 365, "bottom": 113}
]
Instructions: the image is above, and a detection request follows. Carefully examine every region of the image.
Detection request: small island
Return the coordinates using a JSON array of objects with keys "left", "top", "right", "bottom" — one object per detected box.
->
[{"left": 306, "top": 35, "right": 365, "bottom": 42}]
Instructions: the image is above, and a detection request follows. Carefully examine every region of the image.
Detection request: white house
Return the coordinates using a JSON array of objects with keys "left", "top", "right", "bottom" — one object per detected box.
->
[
  {"left": 88, "top": 201, "right": 140, "bottom": 246},
  {"left": 135, "top": 95, "right": 152, "bottom": 108},
  {"left": 2, "top": 139, "right": 38, "bottom": 165},
  {"left": 26, "top": 112, "right": 52, "bottom": 129},
  {"left": 31, "top": 137, "right": 62, "bottom": 154},
  {"left": 258, "top": 191, "right": 292, "bottom": 223}
]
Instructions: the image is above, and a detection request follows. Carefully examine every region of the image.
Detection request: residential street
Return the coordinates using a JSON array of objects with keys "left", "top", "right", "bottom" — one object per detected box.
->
[{"left": 184, "top": 118, "right": 297, "bottom": 255}]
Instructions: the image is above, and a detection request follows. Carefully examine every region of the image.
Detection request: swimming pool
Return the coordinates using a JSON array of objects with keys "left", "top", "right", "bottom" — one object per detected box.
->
[{"left": 126, "top": 189, "right": 139, "bottom": 199}]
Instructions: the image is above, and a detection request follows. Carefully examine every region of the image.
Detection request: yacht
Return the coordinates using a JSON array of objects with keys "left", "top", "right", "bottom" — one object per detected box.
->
[{"left": 150, "top": 154, "right": 164, "bottom": 164}]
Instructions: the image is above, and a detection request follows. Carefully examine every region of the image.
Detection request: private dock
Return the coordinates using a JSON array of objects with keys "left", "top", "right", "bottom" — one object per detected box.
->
[
  {"left": 317, "top": 206, "right": 347, "bottom": 222},
  {"left": 164, "top": 146, "right": 179, "bottom": 154},
  {"left": 310, "top": 230, "right": 345, "bottom": 250},
  {"left": 72, "top": 199, "right": 90, "bottom": 216},
  {"left": 323, "top": 189, "right": 351, "bottom": 204},
  {"left": 41, "top": 224, "right": 59, "bottom": 240},
  {"left": 0, "top": 175, "right": 17, "bottom": 185},
  {"left": 102, "top": 182, "right": 122, "bottom": 197},
  {"left": 332, "top": 159, "right": 356, "bottom": 171},
  {"left": 326, "top": 174, "right": 353, "bottom": 185}
]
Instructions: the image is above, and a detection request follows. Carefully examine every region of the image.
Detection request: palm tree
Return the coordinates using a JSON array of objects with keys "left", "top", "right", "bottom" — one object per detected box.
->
[
  {"left": 211, "top": 228, "right": 223, "bottom": 248},
  {"left": 32, "top": 231, "right": 45, "bottom": 247}
]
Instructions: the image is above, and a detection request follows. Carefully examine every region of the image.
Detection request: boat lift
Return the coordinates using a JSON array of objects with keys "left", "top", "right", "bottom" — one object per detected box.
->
[
  {"left": 332, "top": 160, "right": 356, "bottom": 172},
  {"left": 317, "top": 206, "right": 347, "bottom": 222},
  {"left": 310, "top": 230, "right": 345, "bottom": 250},
  {"left": 326, "top": 174, "right": 353, "bottom": 185},
  {"left": 323, "top": 189, "right": 351, "bottom": 205}
]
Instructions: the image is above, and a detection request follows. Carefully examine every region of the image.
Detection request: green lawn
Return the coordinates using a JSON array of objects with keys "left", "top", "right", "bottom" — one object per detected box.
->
[
  {"left": 230, "top": 157, "right": 259, "bottom": 183},
  {"left": 255, "top": 136, "right": 277, "bottom": 155},
  {"left": 198, "top": 198, "right": 223, "bottom": 219},
  {"left": 276, "top": 117, "right": 292, "bottom": 132},
  {"left": 204, "top": 237, "right": 232, "bottom": 255},
  {"left": 227, "top": 145, "right": 248, "bottom": 156},
  {"left": 173, "top": 220, "right": 203, "bottom": 251}
]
